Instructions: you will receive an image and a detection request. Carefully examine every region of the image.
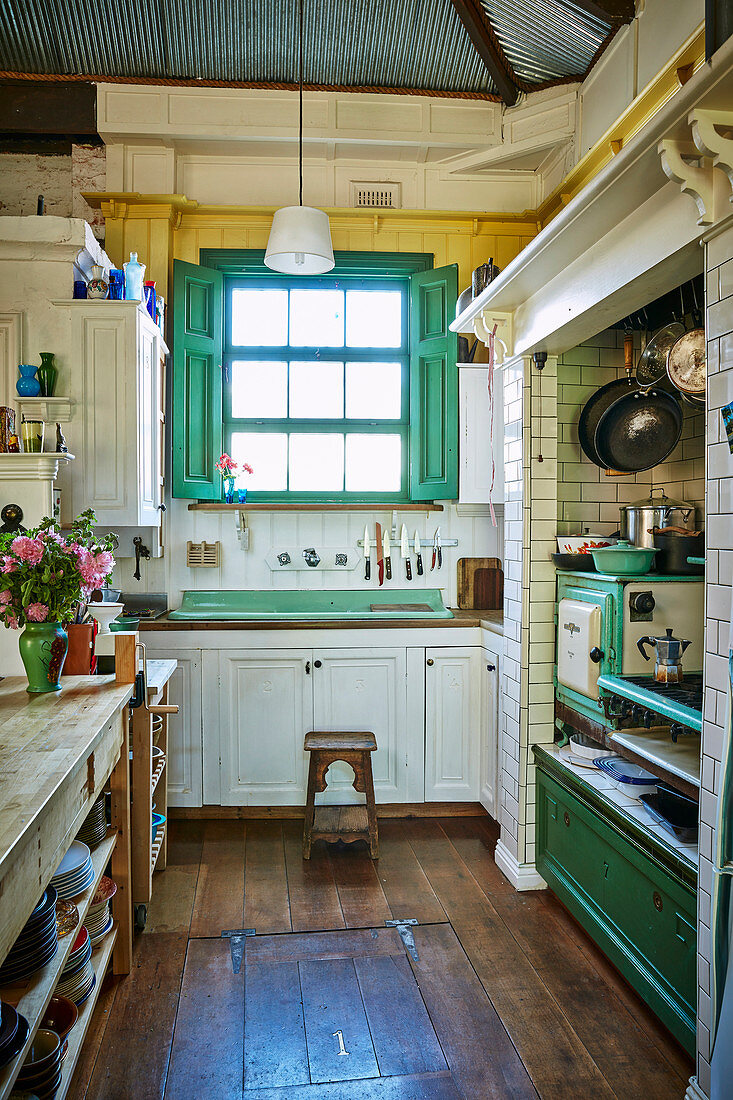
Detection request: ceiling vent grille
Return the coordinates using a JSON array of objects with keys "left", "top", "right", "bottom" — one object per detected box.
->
[{"left": 350, "top": 182, "right": 401, "bottom": 209}]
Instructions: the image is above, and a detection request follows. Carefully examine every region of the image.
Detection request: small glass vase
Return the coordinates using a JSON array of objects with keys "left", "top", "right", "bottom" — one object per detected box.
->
[
  {"left": 37, "top": 352, "right": 57, "bottom": 397},
  {"left": 223, "top": 475, "right": 236, "bottom": 504},
  {"left": 16, "top": 364, "right": 40, "bottom": 397},
  {"left": 19, "top": 622, "right": 68, "bottom": 693}
]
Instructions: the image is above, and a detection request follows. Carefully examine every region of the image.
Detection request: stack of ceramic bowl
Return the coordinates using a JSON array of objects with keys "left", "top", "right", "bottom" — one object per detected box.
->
[
  {"left": 14, "top": 1028, "right": 63, "bottom": 1099},
  {"left": 76, "top": 793, "right": 107, "bottom": 849},
  {"left": 83, "top": 877, "right": 116, "bottom": 947},
  {"left": 55, "top": 927, "right": 95, "bottom": 1007},
  {"left": 0, "top": 887, "right": 58, "bottom": 985},
  {"left": 0, "top": 1002, "right": 30, "bottom": 1068},
  {"left": 50, "top": 842, "right": 94, "bottom": 900},
  {"left": 40, "top": 994, "right": 78, "bottom": 1061}
]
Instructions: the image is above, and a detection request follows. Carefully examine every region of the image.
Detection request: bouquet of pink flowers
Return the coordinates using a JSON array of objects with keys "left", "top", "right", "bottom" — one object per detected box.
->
[
  {"left": 215, "top": 453, "right": 237, "bottom": 476},
  {"left": 0, "top": 509, "right": 116, "bottom": 629}
]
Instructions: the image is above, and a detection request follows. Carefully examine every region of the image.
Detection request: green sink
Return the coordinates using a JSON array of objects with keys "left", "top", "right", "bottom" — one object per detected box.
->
[{"left": 168, "top": 588, "right": 453, "bottom": 621}]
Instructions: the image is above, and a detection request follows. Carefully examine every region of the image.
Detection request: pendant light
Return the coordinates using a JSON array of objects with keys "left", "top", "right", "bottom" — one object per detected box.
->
[{"left": 264, "top": 0, "right": 334, "bottom": 274}]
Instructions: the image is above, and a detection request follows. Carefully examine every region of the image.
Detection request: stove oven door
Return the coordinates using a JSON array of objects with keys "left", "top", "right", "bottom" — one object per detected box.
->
[{"left": 557, "top": 598, "right": 603, "bottom": 700}]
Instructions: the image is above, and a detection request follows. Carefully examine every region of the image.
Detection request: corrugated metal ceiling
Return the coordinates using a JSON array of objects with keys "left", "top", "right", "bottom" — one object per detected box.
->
[{"left": 0, "top": 0, "right": 615, "bottom": 98}]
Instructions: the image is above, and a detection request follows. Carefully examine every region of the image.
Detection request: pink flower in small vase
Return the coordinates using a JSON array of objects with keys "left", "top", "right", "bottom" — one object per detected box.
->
[
  {"left": 26, "top": 602, "right": 49, "bottom": 622},
  {"left": 11, "top": 536, "right": 44, "bottom": 564}
]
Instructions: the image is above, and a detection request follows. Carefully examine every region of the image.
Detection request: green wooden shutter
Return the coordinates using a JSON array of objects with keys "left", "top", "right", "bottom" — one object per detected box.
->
[
  {"left": 172, "top": 259, "right": 223, "bottom": 499},
  {"left": 409, "top": 264, "right": 459, "bottom": 500}
]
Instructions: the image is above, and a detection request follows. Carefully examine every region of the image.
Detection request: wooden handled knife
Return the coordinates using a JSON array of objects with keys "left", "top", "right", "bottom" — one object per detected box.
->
[
  {"left": 414, "top": 529, "right": 423, "bottom": 576},
  {"left": 384, "top": 529, "right": 392, "bottom": 581},
  {"left": 401, "top": 524, "right": 411, "bottom": 580},
  {"left": 376, "top": 522, "right": 384, "bottom": 586}
]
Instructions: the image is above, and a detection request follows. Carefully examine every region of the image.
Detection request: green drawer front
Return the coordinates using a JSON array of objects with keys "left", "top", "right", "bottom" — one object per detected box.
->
[{"left": 536, "top": 767, "right": 696, "bottom": 1054}]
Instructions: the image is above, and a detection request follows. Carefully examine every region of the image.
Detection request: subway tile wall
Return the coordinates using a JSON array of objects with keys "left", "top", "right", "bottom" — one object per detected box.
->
[
  {"left": 696, "top": 227, "right": 733, "bottom": 1099},
  {"left": 557, "top": 329, "right": 705, "bottom": 538}
]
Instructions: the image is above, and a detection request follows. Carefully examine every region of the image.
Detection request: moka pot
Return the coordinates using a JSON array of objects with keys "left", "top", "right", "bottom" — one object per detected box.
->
[{"left": 637, "top": 627, "right": 692, "bottom": 684}]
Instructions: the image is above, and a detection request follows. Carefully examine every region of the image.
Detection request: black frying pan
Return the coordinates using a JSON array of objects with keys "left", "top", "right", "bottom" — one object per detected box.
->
[
  {"left": 578, "top": 377, "right": 637, "bottom": 466},
  {"left": 594, "top": 388, "right": 683, "bottom": 473}
]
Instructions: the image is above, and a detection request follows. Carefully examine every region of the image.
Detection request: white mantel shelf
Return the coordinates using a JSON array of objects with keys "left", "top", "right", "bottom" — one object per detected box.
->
[
  {"left": 0, "top": 453, "right": 74, "bottom": 479},
  {"left": 16, "top": 397, "right": 74, "bottom": 423}
]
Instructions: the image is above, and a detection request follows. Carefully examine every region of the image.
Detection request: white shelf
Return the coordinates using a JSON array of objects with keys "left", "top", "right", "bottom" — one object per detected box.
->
[
  {"left": 16, "top": 397, "right": 74, "bottom": 423},
  {"left": 0, "top": 453, "right": 74, "bottom": 480},
  {"left": 0, "top": 829, "right": 117, "bottom": 1100}
]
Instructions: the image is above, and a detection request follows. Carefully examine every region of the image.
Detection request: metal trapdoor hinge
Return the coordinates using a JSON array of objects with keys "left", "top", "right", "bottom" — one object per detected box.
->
[
  {"left": 385, "top": 918, "right": 419, "bottom": 961},
  {"left": 221, "top": 927, "right": 255, "bottom": 973}
]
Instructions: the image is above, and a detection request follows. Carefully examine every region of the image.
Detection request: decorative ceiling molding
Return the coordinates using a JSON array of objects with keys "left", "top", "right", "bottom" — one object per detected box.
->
[{"left": 690, "top": 109, "right": 733, "bottom": 194}]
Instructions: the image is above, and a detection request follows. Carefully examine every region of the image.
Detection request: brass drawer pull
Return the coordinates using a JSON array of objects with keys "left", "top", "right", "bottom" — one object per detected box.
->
[
  {"left": 653, "top": 892, "right": 663, "bottom": 912},
  {"left": 563, "top": 811, "right": 570, "bottom": 827}
]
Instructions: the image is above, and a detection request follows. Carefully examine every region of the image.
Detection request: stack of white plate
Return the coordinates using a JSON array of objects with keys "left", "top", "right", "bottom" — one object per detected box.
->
[
  {"left": 83, "top": 876, "right": 116, "bottom": 947},
  {"left": 76, "top": 794, "right": 107, "bottom": 849},
  {"left": 55, "top": 927, "right": 96, "bottom": 1007},
  {"left": 50, "top": 841, "right": 94, "bottom": 900}
]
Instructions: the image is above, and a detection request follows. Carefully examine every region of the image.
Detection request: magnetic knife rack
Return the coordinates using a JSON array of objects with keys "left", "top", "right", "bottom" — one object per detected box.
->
[{"left": 357, "top": 533, "right": 458, "bottom": 548}]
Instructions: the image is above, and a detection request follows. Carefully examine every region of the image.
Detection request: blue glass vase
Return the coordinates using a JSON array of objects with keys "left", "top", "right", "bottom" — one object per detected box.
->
[
  {"left": 17, "top": 364, "right": 41, "bottom": 397},
  {"left": 223, "top": 475, "right": 235, "bottom": 504}
]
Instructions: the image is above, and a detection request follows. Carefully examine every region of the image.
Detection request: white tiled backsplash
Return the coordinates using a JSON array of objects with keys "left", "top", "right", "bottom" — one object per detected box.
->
[
  {"left": 556, "top": 329, "right": 705, "bottom": 537},
  {"left": 111, "top": 500, "right": 503, "bottom": 610}
]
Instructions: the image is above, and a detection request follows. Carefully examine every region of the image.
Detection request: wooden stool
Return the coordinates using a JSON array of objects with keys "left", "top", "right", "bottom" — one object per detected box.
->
[{"left": 303, "top": 731, "right": 379, "bottom": 860}]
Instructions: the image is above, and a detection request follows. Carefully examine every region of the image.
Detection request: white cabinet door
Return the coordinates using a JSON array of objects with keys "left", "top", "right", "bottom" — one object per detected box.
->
[
  {"left": 459, "top": 365, "right": 504, "bottom": 505},
  {"left": 216, "top": 650, "right": 312, "bottom": 805},
  {"left": 425, "top": 647, "right": 482, "bottom": 801},
  {"left": 480, "top": 649, "right": 500, "bottom": 819},
  {"left": 137, "top": 319, "right": 160, "bottom": 524},
  {"left": 312, "top": 648, "right": 412, "bottom": 804},
  {"left": 164, "top": 650, "right": 203, "bottom": 808}
]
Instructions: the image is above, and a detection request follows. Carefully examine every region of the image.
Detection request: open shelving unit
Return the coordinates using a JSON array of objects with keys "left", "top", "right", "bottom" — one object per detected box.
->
[{"left": 0, "top": 830, "right": 118, "bottom": 1100}]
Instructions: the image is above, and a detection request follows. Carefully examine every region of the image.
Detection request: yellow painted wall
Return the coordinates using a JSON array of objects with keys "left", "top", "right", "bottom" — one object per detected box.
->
[{"left": 96, "top": 196, "right": 538, "bottom": 302}]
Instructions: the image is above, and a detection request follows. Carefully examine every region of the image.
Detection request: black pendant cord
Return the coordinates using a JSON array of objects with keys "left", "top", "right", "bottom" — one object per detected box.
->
[{"left": 299, "top": 0, "right": 303, "bottom": 208}]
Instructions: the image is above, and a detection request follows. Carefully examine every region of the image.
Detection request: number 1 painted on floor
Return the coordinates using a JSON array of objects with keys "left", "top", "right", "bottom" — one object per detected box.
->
[{"left": 333, "top": 1030, "right": 350, "bottom": 1056}]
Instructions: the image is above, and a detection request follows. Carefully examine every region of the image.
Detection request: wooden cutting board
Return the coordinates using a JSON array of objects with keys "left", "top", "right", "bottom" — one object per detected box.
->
[{"left": 457, "top": 557, "right": 503, "bottom": 610}]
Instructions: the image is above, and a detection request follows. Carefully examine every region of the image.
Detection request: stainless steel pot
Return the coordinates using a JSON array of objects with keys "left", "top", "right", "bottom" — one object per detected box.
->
[{"left": 620, "top": 488, "right": 696, "bottom": 549}]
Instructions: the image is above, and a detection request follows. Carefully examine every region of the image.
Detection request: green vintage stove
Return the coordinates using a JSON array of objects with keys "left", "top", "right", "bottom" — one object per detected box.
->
[{"left": 554, "top": 570, "right": 704, "bottom": 729}]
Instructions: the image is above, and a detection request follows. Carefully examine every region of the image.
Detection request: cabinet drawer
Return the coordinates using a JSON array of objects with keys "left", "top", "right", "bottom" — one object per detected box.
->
[{"left": 536, "top": 765, "right": 696, "bottom": 1054}]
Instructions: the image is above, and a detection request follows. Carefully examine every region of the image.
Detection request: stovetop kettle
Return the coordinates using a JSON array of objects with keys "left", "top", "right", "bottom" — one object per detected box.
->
[{"left": 637, "top": 627, "right": 692, "bottom": 684}]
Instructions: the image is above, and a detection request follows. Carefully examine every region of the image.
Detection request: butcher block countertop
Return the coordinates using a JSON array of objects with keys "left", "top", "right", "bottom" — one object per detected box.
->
[
  {"left": 0, "top": 674, "right": 133, "bottom": 967},
  {"left": 139, "top": 609, "right": 504, "bottom": 635}
]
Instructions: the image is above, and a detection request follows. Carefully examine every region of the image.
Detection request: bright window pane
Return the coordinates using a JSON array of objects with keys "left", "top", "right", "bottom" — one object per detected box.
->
[
  {"left": 230, "top": 432, "right": 287, "bottom": 491},
  {"left": 346, "top": 362, "right": 402, "bottom": 419},
  {"left": 289, "top": 434, "right": 344, "bottom": 491},
  {"left": 231, "top": 361, "right": 287, "bottom": 418},
  {"left": 346, "top": 290, "right": 402, "bottom": 348},
  {"left": 290, "top": 361, "right": 344, "bottom": 418},
  {"left": 346, "top": 434, "right": 402, "bottom": 492},
  {"left": 231, "top": 289, "right": 288, "bottom": 346},
  {"left": 289, "top": 290, "right": 344, "bottom": 347}
]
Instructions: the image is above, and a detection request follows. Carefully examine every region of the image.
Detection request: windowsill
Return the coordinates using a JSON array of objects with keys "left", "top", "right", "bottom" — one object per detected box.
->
[{"left": 186, "top": 501, "right": 445, "bottom": 512}]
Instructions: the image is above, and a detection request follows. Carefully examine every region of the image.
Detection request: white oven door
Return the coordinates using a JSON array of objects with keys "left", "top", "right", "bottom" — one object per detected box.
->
[{"left": 557, "top": 598, "right": 602, "bottom": 700}]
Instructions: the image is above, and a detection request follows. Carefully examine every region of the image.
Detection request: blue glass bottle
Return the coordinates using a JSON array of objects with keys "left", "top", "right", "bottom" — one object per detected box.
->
[{"left": 123, "top": 252, "right": 146, "bottom": 301}]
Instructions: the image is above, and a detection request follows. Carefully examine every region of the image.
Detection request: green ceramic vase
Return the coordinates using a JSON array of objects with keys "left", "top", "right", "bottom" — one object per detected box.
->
[
  {"left": 19, "top": 622, "right": 68, "bottom": 693},
  {"left": 37, "top": 352, "right": 58, "bottom": 397}
]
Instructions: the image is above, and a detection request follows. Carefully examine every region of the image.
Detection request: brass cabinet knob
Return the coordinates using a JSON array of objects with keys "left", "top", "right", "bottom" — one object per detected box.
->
[
  {"left": 426, "top": 658, "right": 434, "bottom": 666},
  {"left": 653, "top": 892, "right": 663, "bottom": 912},
  {"left": 563, "top": 811, "right": 570, "bottom": 827}
]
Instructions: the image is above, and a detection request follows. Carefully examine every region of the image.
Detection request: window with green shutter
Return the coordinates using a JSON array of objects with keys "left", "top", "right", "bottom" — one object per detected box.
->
[{"left": 171, "top": 251, "right": 458, "bottom": 503}]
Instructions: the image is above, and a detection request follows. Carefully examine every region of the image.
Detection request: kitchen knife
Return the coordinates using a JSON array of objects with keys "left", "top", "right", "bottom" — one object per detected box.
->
[
  {"left": 414, "top": 529, "right": 423, "bottom": 576},
  {"left": 364, "top": 525, "right": 371, "bottom": 581},
  {"left": 436, "top": 526, "right": 442, "bottom": 570},
  {"left": 401, "top": 524, "right": 412, "bottom": 580},
  {"left": 384, "top": 529, "right": 392, "bottom": 581},
  {"left": 376, "top": 522, "right": 384, "bottom": 586},
  {"left": 431, "top": 528, "right": 438, "bottom": 571}
]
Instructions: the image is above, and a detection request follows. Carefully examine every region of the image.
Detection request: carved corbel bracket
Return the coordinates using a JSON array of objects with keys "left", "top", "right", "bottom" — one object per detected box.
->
[
  {"left": 690, "top": 109, "right": 733, "bottom": 197},
  {"left": 658, "top": 139, "right": 716, "bottom": 226},
  {"left": 472, "top": 310, "right": 513, "bottom": 366}
]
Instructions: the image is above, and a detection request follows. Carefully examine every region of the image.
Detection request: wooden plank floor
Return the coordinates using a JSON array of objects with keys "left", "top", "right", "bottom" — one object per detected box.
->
[{"left": 67, "top": 816, "right": 693, "bottom": 1100}]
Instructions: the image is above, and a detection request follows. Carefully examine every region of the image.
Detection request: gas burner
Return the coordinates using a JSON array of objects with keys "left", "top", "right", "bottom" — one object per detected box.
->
[
  {"left": 622, "top": 674, "right": 702, "bottom": 711},
  {"left": 597, "top": 672, "right": 702, "bottom": 735}
]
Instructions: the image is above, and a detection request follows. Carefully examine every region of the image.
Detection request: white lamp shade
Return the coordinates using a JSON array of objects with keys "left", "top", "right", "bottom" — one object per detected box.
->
[{"left": 264, "top": 205, "right": 335, "bottom": 274}]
